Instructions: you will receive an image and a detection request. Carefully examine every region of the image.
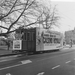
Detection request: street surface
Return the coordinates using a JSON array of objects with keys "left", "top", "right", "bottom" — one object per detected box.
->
[
  {"left": 0, "top": 48, "right": 75, "bottom": 75},
  {"left": 0, "top": 50, "right": 12, "bottom": 56}
]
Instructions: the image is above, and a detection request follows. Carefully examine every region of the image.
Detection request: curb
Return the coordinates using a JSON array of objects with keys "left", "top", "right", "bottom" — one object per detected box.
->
[
  {"left": 0, "top": 53, "right": 18, "bottom": 57},
  {"left": 0, "top": 53, "right": 24, "bottom": 57}
]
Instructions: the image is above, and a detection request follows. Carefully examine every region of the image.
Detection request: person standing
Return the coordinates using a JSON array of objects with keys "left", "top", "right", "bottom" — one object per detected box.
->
[{"left": 70, "top": 39, "right": 72, "bottom": 48}]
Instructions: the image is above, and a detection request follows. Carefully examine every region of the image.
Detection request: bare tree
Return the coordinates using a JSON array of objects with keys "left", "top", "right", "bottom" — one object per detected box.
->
[
  {"left": 38, "top": 5, "right": 60, "bottom": 29},
  {"left": 0, "top": 0, "right": 59, "bottom": 37}
]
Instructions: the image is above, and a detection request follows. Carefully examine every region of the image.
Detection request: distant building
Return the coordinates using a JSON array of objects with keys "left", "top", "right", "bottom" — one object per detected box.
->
[{"left": 65, "top": 28, "right": 75, "bottom": 44}]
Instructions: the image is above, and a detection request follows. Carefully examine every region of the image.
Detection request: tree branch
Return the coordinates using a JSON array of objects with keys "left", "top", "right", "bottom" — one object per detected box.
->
[
  {"left": 7, "top": 0, "right": 30, "bottom": 33},
  {"left": 0, "top": 0, "right": 18, "bottom": 20},
  {"left": 0, "top": 26, "right": 8, "bottom": 30}
]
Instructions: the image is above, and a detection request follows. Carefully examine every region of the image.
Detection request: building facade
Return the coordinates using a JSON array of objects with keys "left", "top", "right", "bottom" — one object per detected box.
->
[{"left": 65, "top": 28, "right": 75, "bottom": 44}]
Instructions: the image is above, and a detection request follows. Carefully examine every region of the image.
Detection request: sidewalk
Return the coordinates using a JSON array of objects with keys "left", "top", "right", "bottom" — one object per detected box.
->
[
  {"left": 0, "top": 50, "right": 12, "bottom": 56},
  {"left": 61, "top": 45, "right": 75, "bottom": 51},
  {"left": 70, "top": 45, "right": 75, "bottom": 49},
  {"left": 0, "top": 45, "right": 13, "bottom": 56},
  {"left": 63, "top": 45, "right": 70, "bottom": 50}
]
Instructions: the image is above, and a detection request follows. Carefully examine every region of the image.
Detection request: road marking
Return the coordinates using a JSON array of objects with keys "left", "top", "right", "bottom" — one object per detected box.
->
[
  {"left": 21, "top": 60, "right": 32, "bottom": 64},
  {"left": 0, "top": 55, "right": 22, "bottom": 63},
  {"left": 37, "top": 72, "right": 45, "bottom": 75},
  {"left": 0, "top": 64, "right": 22, "bottom": 71},
  {"left": 0, "top": 60, "right": 32, "bottom": 71},
  {"left": 65, "top": 61, "right": 71, "bottom": 64},
  {"left": 0, "top": 55, "right": 19, "bottom": 59},
  {"left": 0, "top": 59, "right": 13, "bottom": 63},
  {"left": 6, "top": 73, "right": 11, "bottom": 75},
  {"left": 52, "top": 65, "right": 60, "bottom": 69}
]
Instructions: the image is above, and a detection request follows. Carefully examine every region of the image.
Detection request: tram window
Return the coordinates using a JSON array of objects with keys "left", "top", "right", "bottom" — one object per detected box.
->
[
  {"left": 43, "top": 38, "right": 52, "bottom": 43},
  {"left": 24, "top": 33, "right": 27, "bottom": 40},
  {"left": 49, "top": 38, "right": 52, "bottom": 43},
  {"left": 46, "top": 38, "right": 50, "bottom": 43},
  {"left": 58, "top": 39, "right": 60, "bottom": 43},
  {"left": 54, "top": 38, "right": 60, "bottom": 43},
  {"left": 50, "top": 35, "right": 53, "bottom": 37},
  {"left": 27, "top": 32, "right": 31, "bottom": 41},
  {"left": 32, "top": 32, "right": 34, "bottom": 41},
  {"left": 53, "top": 35, "right": 56, "bottom": 37},
  {"left": 54, "top": 38, "right": 57, "bottom": 43},
  {"left": 32, "top": 32, "right": 35, "bottom": 41}
]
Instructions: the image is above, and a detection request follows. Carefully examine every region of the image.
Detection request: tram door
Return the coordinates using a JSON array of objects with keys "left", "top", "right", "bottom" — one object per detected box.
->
[{"left": 22, "top": 28, "right": 36, "bottom": 52}]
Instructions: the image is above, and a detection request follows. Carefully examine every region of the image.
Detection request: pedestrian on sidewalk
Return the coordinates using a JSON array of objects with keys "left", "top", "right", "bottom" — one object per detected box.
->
[{"left": 70, "top": 39, "right": 72, "bottom": 48}]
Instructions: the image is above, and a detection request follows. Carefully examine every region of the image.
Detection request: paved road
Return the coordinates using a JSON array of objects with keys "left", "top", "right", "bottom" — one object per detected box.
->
[
  {"left": 0, "top": 49, "right": 75, "bottom": 75},
  {"left": 0, "top": 50, "right": 12, "bottom": 56}
]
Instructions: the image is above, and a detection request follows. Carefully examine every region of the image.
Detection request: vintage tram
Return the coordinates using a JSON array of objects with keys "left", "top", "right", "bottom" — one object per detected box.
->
[{"left": 13, "top": 27, "right": 63, "bottom": 53}]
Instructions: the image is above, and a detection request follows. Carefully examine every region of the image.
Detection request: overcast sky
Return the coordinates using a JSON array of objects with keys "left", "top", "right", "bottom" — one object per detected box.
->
[
  {"left": 1, "top": 0, "right": 75, "bottom": 33},
  {"left": 41, "top": 0, "right": 75, "bottom": 33}
]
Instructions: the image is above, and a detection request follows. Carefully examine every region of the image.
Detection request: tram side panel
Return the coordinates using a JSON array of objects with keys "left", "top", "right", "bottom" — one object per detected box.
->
[
  {"left": 42, "top": 35, "right": 56, "bottom": 51},
  {"left": 36, "top": 28, "right": 44, "bottom": 52},
  {"left": 35, "top": 28, "right": 63, "bottom": 52},
  {"left": 21, "top": 28, "right": 63, "bottom": 53}
]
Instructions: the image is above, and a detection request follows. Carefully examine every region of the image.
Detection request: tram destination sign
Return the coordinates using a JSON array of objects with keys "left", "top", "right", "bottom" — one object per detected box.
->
[{"left": 13, "top": 40, "right": 22, "bottom": 50}]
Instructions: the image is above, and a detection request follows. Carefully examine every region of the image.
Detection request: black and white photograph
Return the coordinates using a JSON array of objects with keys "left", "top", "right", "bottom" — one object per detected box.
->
[{"left": 0, "top": 0, "right": 75, "bottom": 75}]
